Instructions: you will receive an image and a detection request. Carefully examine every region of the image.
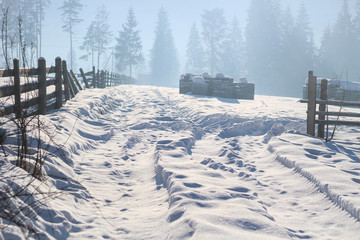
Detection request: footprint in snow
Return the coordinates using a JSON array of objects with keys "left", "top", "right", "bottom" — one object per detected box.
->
[
  {"left": 183, "top": 182, "right": 203, "bottom": 188},
  {"left": 351, "top": 178, "right": 360, "bottom": 184}
]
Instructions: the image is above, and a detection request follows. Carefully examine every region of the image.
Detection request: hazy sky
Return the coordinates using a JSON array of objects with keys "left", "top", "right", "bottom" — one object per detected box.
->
[{"left": 42, "top": 0, "right": 351, "bottom": 73}]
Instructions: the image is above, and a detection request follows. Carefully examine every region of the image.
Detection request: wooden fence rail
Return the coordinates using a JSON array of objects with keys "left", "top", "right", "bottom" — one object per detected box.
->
[
  {"left": 301, "top": 71, "right": 360, "bottom": 139},
  {"left": 0, "top": 57, "right": 132, "bottom": 118}
]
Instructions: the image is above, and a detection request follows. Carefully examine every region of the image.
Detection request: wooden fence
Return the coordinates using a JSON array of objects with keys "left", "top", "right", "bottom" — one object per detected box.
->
[
  {"left": 301, "top": 71, "right": 360, "bottom": 139},
  {"left": 79, "top": 67, "right": 132, "bottom": 89},
  {"left": 0, "top": 57, "right": 131, "bottom": 118}
]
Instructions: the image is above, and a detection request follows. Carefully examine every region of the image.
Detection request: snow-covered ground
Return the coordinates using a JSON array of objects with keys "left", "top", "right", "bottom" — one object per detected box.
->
[{"left": 1, "top": 85, "right": 360, "bottom": 239}]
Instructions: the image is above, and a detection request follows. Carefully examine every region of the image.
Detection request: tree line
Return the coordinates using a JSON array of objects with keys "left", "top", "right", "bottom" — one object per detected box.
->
[
  {"left": 188, "top": 0, "right": 360, "bottom": 97},
  {"left": 1, "top": 0, "right": 360, "bottom": 97}
]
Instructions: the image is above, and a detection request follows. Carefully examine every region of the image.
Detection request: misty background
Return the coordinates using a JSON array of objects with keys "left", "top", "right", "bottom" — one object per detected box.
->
[{"left": 0, "top": 0, "right": 358, "bottom": 97}]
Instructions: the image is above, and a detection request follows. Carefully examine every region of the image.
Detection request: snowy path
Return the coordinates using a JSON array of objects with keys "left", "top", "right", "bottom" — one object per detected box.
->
[{"left": 37, "top": 85, "right": 360, "bottom": 239}]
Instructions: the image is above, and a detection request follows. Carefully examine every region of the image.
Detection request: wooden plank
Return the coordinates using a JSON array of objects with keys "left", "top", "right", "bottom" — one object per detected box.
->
[
  {"left": 70, "top": 70, "right": 83, "bottom": 90},
  {"left": 3, "top": 105, "right": 14, "bottom": 116},
  {"left": 22, "top": 96, "right": 38, "bottom": 110},
  {"left": 316, "top": 120, "right": 360, "bottom": 127},
  {"left": 316, "top": 111, "right": 360, "bottom": 118},
  {"left": 84, "top": 71, "right": 93, "bottom": 76},
  {"left": 62, "top": 60, "right": 70, "bottom": 101},
  {"left": 13, "top": 59, "right": 21, "bottom": 118},
  {"left": 92, "top": 66, "right": 99, "bottom": 88},
  {"left": 316, "top": 99, "right": 360, "bottom": 108},
  {"left": 38, "top": 57, "right": 47, "bottom": 115},
  {"left": 46, "top": 91, "right": 57, "bottom": 101},
  {"left": 0, "top": 85, "right": 14, "bottom": 98},
  {"left": 19, "top": 82, "right": 39, "bottom": 94},
  {"left": 46, "top": 79, "right": 56, "bottom": 86},
  {"left": 318, "top": 79, "right": 328, "bottom": 138},
  {"left": 46, "top": 102, "right": 57, "bottom": 112},
  {"left": 67, "top": 71, "right": 78, "bottom": 95},
  {"left": 307, "top": 75, "right": 317, "bottom": 136},
  {"left": 0, "top": 66, "right": 54, "bottom": 77},
  {"left": 100, "top": 70, "right": 105, "bottom": 88},
  {"left": 79, "top": 68, "right": 90, "bottom": 88},
  {"left": 55, "top": 57, "right": 63, "bottom": 109},
  {"left": 48, "top": 66, "right": 56, "bottom": 74},
  {"left": 0, "top": 68, "right": 13, "bottom": 77},
  {"left": 0, "top": 78, "right": 55, "bottom": 99}
]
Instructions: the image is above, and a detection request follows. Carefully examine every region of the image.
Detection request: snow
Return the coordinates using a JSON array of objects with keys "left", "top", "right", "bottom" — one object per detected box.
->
[
  {"left": 1, "top": 85, "right": 360, "bottom": 239},
  {"left": 328, "top": 79, "right": 360, "bottom": 91},
  {"left": 305, "top": 77, "right": 360, "bottom": 91}
]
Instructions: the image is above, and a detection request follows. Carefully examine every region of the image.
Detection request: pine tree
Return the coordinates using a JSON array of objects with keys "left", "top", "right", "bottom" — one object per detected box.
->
[
  {"left": 333, "top": 0, "right": 355, "bottom": 80},
  {"left": 352, "top": 0, "right": 360, "bottom": 80},
  {"left": 220, "top": 17, "right": 244, "bottom": 79},
  {"left": 93, "top": 5, "right": 112, "bottom": 70},
  {"left": 0, "top": 0, "right": 48, "bottom": 65},
  {"left": 201, "top": 8, "right": 227, "bottom": 74},
  {"left": 246, "top": 0, "right": 282, "bottom": 95},
  {"left": 34, "top": 0, "right": 51, "bottom": 58},
  {"left": 80, "top": 21, "right": 97, "bottom": 66},
  {"left": 318, "top": 25, "right": 333, "bottom": 77},
  {"left": 289, "top": 2, "right": 315, "bottom": 97},
  {"left": 150, "top": 7, "right": 178, "bottom": 86},
  {"left": 59, "top": 0, "right": 83, "bottom": 70},
  {"left": 185, "top": 23, "right": 205, "bottom": 74},
  {"left": 319, "top": 0, "right": 357, "bottom": 80},
  {"left": 115, "top": 8, "right": 143, "bottom": 77},
  {"left": 279, "top": 6, "right": 296, "bottom": 83},
  {"left": 80, "top": 5, "right": 112, "bottom": 70}
]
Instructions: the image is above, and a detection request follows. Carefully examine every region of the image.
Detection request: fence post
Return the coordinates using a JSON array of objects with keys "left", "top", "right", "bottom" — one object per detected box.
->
[
  {"left": 13, "top": 59, "right": 21, "bottom": 118},
  {"left": 317, "top": 79, "right": 328, "bottom": 138},
  {"left": 38, "top": 57, "right": 47, "bottom": 115},
  {"left": 55, "top": 57, "right": 63, "bottom": 109},
  {"left": 79, "top": 68, "right": 90, "bottom": 88},
  {"left": 307, "top": 71, "right": 316, "bottom": 136},
  {"left": 96, "top": 69, "right": 99, "bottom": 88},
  {"left": 70, "top": 70, "right": 83, "bottom": 90},
  {"left": 101, "top": 70, "right": 105, "bottom": 88},
  {"left": 107, "top": 71, "right": 110, "bottom": 87},
  {"left": 92, "top": 66, "right": 96, "bottom": 88},
  {"left": 67, "top": 70, "right": 78, "bottom": 95},
  {"left": 62, "top": 60, "right": 70, "bottom": 101}
]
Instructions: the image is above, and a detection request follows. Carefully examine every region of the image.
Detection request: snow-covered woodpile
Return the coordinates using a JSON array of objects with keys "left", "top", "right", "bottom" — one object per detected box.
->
[
  {"left": 179, "top": 73, "right": 255, "bottom": 100},
  {"left": 303, "top": 78, "right": 360, "bottom": 102}
]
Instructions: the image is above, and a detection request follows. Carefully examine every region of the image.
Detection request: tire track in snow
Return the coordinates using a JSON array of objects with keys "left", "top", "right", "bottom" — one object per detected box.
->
[
  {"left": 268, "top": 138, "right": 360, "bottom": 222},
  {"left": 137, "top": 88, "right": 360, "bottom": 238},
  {"left": 231, "top": 135, "right": 360, "bottom": 238},
  {"left": 64, "top": 86, "right": 360, "bottom": 239},
  {"left": 68, "top": 87, "right": 175, "bottom": 239}
]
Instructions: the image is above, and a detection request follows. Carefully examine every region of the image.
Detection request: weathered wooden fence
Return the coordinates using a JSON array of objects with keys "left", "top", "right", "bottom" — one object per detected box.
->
[
  {"left": 301, "top": 71, "right": 360, "bottom": 139},
  {"left": 0, "top": 57, "right": 131, "bottom": 118},
  {"left": 79, "top": 67, "right": 133, "bottom": 89}
]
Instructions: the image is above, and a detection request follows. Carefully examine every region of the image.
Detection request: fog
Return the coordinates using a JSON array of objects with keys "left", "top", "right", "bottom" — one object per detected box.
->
[{"left": 3, "top": 0, "right": 357, "bottom": 97}]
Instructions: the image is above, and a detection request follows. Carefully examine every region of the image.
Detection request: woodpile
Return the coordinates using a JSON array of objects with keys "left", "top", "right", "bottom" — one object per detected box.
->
[{"left": 179, "top": 73, "right": 255, "bottom": 100}]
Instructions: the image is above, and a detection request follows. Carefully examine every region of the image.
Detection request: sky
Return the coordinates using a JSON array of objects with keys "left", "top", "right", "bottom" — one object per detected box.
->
[{"left": 42, "top": 0, "right": 350, "bottom": 73}]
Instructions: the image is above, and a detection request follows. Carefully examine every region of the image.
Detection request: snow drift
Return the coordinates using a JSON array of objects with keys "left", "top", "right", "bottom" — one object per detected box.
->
[{"left": 1, "top": 85, "right": 360, "bottom": 239}]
